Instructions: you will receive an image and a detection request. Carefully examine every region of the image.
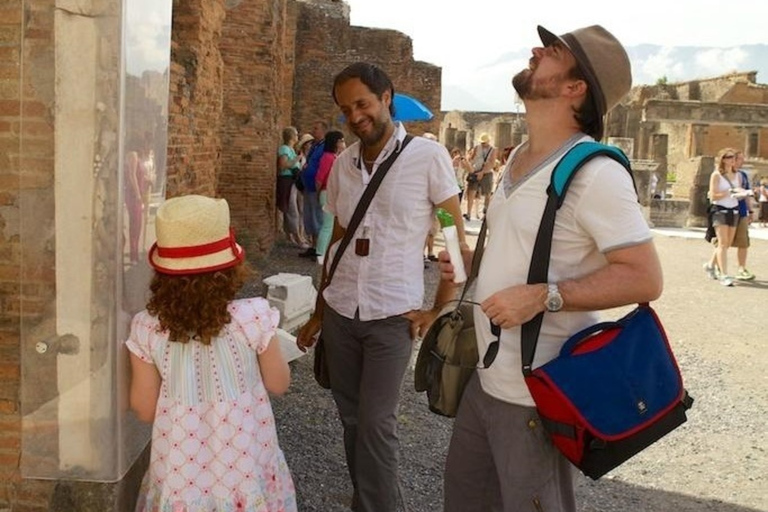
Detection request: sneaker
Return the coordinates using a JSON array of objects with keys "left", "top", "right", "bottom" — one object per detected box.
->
[
  {"left": 720, "top": 276, "right": 734, "bottom": 287},
  {"left": 703, "top": 263, "right": 718, "bottom": 280},
  {"left": 463, "top": 213, "right": 471, "bottom": 221},
  {"left": 735, "top": 267, "right": 756, "bottom": 281}
]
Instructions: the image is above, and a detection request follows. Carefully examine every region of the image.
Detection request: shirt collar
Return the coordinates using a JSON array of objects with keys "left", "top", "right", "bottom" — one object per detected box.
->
[{"left": 354, "top": 122, "right": 406, "bottom": 168}]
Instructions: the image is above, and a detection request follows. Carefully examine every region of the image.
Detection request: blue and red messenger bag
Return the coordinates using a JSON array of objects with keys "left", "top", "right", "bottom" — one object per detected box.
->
[
  {"left": 479, "top": 142, "right": 694, "bottom": 479},
  {"left": 523, "top": 304, "right": 693, "bottom": 479}
]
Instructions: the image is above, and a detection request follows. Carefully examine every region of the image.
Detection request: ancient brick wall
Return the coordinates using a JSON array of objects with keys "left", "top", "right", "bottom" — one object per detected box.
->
[
  {"left": 166, "top": 0, "right": 444, "bottom": 260},
  {"left": 0, "top": 0, "right": 58, "bottom": 508},
  {"left": 606, "top": 73, "right": 768, "bottom": 195},
  {"left": 292, "top": 0, "right": 353, "bottom": 132},
  {"left": 166, "top": 0, "right": 226, "bottom": 199},
  {"left": 721, "top": 81, "right": 768, "bottom": 104},
  {"left": 292, "top": 1, "right": 441, "bottom": 139},
  {"left": 167, "top": 0, "right": 301, "bottom": 258},
  {"left": 217, "top": 0, "right": 295, "bottom": 257},
  {"left": 2, "top": 1, "right": 446, "bottom": 507}
]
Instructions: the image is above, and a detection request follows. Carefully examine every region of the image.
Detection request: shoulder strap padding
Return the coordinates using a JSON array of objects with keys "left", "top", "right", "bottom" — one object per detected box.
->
[{"left": 550, "top": 142, "right": 633, "bottom": 208}]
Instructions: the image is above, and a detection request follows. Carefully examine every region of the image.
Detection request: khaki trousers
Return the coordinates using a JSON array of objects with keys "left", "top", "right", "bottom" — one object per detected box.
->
[{"left": 444, "top": 374, "right": 576, "bottom": 512}]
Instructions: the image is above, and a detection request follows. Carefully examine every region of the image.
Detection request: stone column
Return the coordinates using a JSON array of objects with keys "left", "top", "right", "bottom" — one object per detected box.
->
[
  {"left": 687, "top": 156, "right": 714, "bottom": 227},
  {"left": 651, "top": 133, "right": 668, "bottom": 197},
  {"left": 689, "top": 124, "right": 707, "bottom": 157},
  {"left": 494, "top": 122, "right": 512, "bottom": 151},
  {"left": 444, "top": 126, "right": 457, "bottom": 150},
  {"left": 509, "top": 130, "right": 520, "bottom": 147},
  {"left": 456, "top": 131, "right": 468, "bottom": 152}
]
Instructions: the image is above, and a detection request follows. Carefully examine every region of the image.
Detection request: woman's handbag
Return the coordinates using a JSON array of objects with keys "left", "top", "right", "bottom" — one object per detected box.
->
[
  {"left": 312, "top": 136, "right": 414, "bottom": 389},
  {"left": 413, "top": 218, "right": 488, "bottom": 417}
]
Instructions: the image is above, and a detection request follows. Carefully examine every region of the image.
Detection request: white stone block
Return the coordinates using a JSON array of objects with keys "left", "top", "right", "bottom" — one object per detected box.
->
[
  {"left": 264, "top": 273, "right": 317, "bottom": 333},
  {"left": 264, "top": 273, "right": 317, "bottom": 317}
]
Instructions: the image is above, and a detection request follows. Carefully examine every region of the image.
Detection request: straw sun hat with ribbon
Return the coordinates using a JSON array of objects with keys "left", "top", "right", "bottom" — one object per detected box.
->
[{"left": 148, "top": 195, "right": 244, "bottom": 275}]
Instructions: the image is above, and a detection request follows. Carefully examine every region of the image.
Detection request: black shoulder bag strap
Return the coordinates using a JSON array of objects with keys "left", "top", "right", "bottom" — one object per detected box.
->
[
  {"left": 472, "top": 146, "right": 493, "bottom": 176},
  {"left": 451, "top": 216, "right": 487, "bottom": 309},
  {"left": 477, "top": 142, "right": 634, "bottom": 370},
  {"left": 520, "top": 142, "right": 633, "bottom": 375},
  {"left": 324, "top": 135, "right": 414, "bottom": 286}
]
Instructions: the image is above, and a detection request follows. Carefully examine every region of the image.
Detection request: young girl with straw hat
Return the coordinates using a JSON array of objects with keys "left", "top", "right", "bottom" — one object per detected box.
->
[{"left": 126, "top": 194, "right": 296, "bottom": 511}]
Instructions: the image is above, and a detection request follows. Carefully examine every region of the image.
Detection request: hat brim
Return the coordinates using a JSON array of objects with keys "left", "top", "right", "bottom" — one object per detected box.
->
[
  {"left": 537, "top": 25, "right": 605, "bottom": 139},
  {"left": 148, "top": 242, "right": 245, "bottom": 275},
  {"left": 297, "top": 135, "right": 314, "bottom": 148}
]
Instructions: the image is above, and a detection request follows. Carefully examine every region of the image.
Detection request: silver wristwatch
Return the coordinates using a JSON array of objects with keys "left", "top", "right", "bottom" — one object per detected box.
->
[{"left": 545, "top": 283, "right": 563, "bottom": 312}]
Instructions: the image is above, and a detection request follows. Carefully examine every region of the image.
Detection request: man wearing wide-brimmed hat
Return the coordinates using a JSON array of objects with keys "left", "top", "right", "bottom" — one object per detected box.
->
[
  {"left": 440, "top": 25, "right": 664, "bottom": 511},
  {"left": 465, "top": 132, "right": 498, "bottom": 220}
]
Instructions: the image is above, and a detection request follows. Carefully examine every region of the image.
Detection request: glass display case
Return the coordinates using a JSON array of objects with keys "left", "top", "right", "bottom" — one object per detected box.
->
[{"left": 19, "top": 0, "right": 172, "bottom": 481}]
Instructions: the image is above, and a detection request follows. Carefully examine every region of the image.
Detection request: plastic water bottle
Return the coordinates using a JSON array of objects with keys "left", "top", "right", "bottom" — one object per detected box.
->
[{"left": 436, "top": 208, "right": 467, "bottom": 284}]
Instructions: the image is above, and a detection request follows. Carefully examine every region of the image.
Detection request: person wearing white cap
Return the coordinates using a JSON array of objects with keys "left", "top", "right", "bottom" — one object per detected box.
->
[
  {"left": 439, "top": 25, "right": 663, "bottom": 511},
  {"left": 126, "top": 195, "right": 297, "bottom": 512},
  {"left": 465, "top": 132, "right": 498, "bottom": 220}
]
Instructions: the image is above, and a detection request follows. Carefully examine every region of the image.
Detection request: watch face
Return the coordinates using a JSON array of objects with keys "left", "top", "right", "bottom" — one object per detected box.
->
[{"left": 546, "top": 288, "right": 563, "bottom": 312}]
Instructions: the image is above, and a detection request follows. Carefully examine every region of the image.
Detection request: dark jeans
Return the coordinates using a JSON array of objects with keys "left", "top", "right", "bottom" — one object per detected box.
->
[{"left": 302, "top": 190, "right": 323, "bottom": 238}]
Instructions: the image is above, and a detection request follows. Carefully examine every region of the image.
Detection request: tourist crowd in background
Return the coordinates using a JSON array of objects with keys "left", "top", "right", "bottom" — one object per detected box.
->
[{"left": 276, "top": 123, "right": 513, "bottom": 265}]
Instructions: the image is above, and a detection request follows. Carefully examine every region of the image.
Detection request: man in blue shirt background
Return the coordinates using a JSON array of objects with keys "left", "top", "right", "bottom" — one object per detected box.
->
[{"left": 299, "top": 121, "right": 327, "bottom": 258}]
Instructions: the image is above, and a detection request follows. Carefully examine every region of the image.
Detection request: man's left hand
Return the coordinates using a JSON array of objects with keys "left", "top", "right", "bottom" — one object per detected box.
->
[
  {"left": 402, "top": 308, "right": 441, "bottom": 341},
  {"left": 481, "top": 283, "right": 546, "bottom": 329}
]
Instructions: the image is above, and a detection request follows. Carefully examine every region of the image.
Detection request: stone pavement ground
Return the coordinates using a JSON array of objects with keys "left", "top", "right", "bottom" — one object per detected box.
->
[{"left": 254, "top": 229, "right": 768, "bottom": 512}]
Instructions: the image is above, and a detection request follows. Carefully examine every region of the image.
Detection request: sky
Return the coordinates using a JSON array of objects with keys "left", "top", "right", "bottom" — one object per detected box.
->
[
  {"left": 125, "top": 0, "right": 173, "bottom": 77},
  {"left": 344, "top": 0, "right": 768, "bottom": 112}
]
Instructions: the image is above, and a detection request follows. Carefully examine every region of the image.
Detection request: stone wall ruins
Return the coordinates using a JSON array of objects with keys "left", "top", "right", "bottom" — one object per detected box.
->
[
  {"left": 0, "top": 0, "right": 444, "bottom": 509},
  {"left": 165, "top": 0, "right": 441, "bottom": 258}
]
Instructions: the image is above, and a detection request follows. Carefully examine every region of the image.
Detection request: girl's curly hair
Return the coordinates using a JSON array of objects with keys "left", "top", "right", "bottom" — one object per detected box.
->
[{"left": 146, "top": 262, "right": 253, "bottom": 344}]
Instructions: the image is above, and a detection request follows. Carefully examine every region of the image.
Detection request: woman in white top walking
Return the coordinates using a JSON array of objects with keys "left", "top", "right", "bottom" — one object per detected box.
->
[{"left": 706, "top": 148, "right": 741, "bottom": 286}]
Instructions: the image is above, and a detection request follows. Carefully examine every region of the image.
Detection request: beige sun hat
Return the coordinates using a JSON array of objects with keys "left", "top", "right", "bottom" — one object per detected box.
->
[
  {"left": 537, "top": 24, "right": 632, "bottom": 140},
  {"left": 148, "top": 195, "right": 244, "bottom": 275},
  {"left": 297, "top": 133, "right": 314, "bottom": 149},
  {"left": 479, "top": 133, "right": 491, "bottom": 144}
]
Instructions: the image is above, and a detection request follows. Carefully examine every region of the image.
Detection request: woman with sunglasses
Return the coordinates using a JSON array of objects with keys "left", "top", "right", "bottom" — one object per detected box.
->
[{"left": 706, "top": 148, "right": 742, "bottom": 286}]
